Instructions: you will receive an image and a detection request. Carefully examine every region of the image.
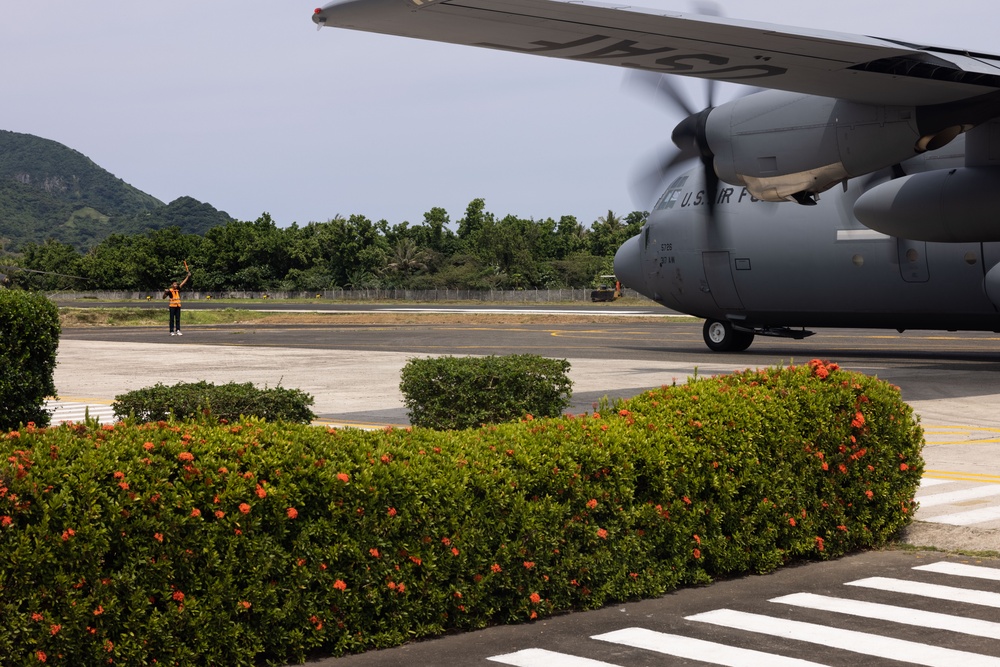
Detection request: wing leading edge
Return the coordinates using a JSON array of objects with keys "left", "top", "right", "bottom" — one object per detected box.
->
[{"left": 314, "top": 0, "right": 1000, "bottom": 106}]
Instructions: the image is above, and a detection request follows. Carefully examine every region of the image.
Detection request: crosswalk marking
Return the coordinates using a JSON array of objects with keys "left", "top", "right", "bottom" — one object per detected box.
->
[
  {"left": 771, "top": 592, "right": 1000, "bottom": 640},
  {"left": 917, "top": 484, "right": 1000, "bottom": 507},
  {"left": 919, "top": 478, "right": 954, "bottom": 488},
  {"left": 487, "top": 649, "right": 621, "bottom": 666},
  {"left": 685, "top": 608, "right": 1000, "bottom": 667},
  {"left": 846, "top": 576, "right": 1000, "bottom": 608},
  {"left": 914, "top": 561, "right": 1000, "bottom": 582},
  {"left": 485, "top": 559, "right": 1000, "bottom": 665},
  {"left": 591, "top": 628, "right": 827, "bottom": 666},
  {"left": 922, "top": 505, "right": 1000, "bottom": 525},
  {"left": 44, "top": 400, "right": 117, "bottom": 425}
]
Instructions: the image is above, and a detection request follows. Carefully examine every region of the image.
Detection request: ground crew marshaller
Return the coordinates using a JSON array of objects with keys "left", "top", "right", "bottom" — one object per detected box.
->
[{"left": 163, "top": 262, "right": 192, "bottom": 336}]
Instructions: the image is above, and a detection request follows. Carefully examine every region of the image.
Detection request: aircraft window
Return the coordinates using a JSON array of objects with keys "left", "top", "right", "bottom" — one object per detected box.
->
[
  {"left": 654, "top": 189, "right": 683, "bottom": 211},
  {"left": 653, "top": 176, "right": 689, "bottom": 211}
]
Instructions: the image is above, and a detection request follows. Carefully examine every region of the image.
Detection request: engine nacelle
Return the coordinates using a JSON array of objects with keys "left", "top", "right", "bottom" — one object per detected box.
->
[
  {"left": 853, "top": 167, "right": 1000, "bottom": 242},
  {"left": 705, "top": 90, "right": 925, "bottom": 203}
]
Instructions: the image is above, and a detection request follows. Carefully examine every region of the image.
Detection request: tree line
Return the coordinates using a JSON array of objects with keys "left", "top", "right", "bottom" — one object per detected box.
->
[{"left": 4, "top": 199, "right": 645, "bottom": 292}]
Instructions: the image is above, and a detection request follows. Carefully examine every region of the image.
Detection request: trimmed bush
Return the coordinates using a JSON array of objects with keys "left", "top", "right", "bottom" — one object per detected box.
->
[
  {"left": 0, "top": 362, "right": 923, "bottom": 665},
  {"left": 112, "top": 381, "right": 315, "bottom": 424},
  {"left": 0, "top": 290, "right": 60, "bottom": 430},
  {"left": 400, "top": 354, "right": 573, "bottom": 429}
]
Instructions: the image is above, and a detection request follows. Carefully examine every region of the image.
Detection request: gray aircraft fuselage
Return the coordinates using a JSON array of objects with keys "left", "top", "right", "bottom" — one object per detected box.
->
[{"left": 615, "top": 147, "right": 1000, "bottom": 335}]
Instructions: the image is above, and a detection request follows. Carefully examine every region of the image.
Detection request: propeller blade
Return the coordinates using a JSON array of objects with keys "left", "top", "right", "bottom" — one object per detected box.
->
[
  {"left": 624, "top": 69, "right": 696, "bottom": 117},
  {"left": 629, "top": 149, "right": 694, "bottom": 209}
]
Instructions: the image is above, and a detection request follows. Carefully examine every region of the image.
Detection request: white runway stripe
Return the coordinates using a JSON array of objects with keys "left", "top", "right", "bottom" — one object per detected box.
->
[
  {"left": 592, "top": 627, "right": 827, "bottom": 666},
  {"left": 919, "top": 478, "right": 956, "bottom": 488},
  {"left": 916, "top": 484, "right": 1000, "bottom": 507},
  {"left": 914, "top": 561, "right": 1000, "bottom": 581},
  {"left": 771, "top": 592, "right": 1000, "bottom": 640},
  {"left": 487, "top": 648, "right": 622, "bottom": 666},
  {"left": 846, "top": 577, "right": 1000, "bottom": 608},
  {"left": 45, "top": 401, "right": 116, "bottom": 424},
  {"left": 687, "top": 608, "right": 1000, "bottom": 667},
  {"left": 922, "top": 506, "right": 1000, "bottom": 525}
]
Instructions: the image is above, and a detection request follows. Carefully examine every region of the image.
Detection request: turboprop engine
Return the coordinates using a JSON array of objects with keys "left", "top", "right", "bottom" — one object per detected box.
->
[{"left": 700, "top": 90, "right": 938, "bottom": 204}]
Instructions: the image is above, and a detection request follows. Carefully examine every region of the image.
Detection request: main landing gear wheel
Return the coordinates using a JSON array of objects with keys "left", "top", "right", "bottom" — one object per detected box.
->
[{"left": 703, "top": 319, "right": 755, "bottom": 352}]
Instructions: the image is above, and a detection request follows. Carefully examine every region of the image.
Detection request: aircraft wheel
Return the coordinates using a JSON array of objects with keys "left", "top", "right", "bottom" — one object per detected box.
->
[{"left": 703, "top": 319, "right": 754, "bottom": 352}]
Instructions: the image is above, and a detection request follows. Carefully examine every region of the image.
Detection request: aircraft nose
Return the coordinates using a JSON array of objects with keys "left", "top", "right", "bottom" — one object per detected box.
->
[{"left": 613, "top": 233, "right": 645, "bottom": 294}]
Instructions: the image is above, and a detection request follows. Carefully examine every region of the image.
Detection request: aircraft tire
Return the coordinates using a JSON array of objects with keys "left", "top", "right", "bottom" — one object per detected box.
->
[{"left": 703, "top": 319, "right": 755, "bottom": 352}]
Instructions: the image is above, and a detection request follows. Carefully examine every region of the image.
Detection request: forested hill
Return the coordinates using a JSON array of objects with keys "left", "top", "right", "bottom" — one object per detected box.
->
[{"left": 0, "top": 130, "right": 232, "bottom": 251}]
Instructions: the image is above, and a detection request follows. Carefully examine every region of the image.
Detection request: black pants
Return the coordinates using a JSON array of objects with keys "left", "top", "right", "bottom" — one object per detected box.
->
[{"left": 169, "top": 306, "right": 181, "bottom": 332}]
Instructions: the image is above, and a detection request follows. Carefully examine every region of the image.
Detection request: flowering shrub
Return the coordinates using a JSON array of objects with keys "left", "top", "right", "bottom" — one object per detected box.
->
[
  {"left": 112, "top": 381, "right": 315, "bottom": 424},
  {"left": 0, "top": 290, "right": 60, "bottom": 430},
  {"left": 400, "top": 354, "right": 573, "bottom": 429},
  {"left": 0, "top": 362, "right": 922, "bottom": 665}
]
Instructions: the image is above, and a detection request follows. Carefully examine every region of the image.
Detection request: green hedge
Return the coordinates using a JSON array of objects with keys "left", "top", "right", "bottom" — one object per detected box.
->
[
  {"left": 0, "top": 290, "right": 60, "bottom": 430},
  {"left": 112, "top": 381, "right": 315, "bottom": 424},
  {"left": 400, "top": 354, "right": 573, "bottom": 429},
  {"left": 0, "top": 362, "right": 923, "bottom": 665}
]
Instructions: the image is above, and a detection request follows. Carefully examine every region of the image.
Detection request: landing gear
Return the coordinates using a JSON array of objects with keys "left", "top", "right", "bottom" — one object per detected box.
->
[{"left": 703, "top": 319, "right": 755, "bottom": 352}]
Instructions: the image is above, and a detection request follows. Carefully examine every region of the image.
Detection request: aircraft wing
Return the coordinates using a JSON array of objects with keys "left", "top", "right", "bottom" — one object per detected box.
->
[{"left": 314, "top": 0, "right": 1000, "bottom": 106}]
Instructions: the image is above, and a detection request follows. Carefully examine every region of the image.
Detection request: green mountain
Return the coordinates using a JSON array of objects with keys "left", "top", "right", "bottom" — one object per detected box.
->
[{"left": 0, "top": 130, "right": 232, "bottom": 251}]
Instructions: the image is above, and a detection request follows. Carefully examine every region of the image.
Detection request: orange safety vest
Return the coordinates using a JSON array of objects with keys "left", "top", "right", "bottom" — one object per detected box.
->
[{"left": 168, "top": 288, "right": 182, "bottom": 308}]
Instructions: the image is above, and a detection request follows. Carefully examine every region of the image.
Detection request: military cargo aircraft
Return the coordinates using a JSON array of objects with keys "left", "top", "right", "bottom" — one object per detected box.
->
[{"left": 313, "top": 0, "right": 1000, "bottom": 350}]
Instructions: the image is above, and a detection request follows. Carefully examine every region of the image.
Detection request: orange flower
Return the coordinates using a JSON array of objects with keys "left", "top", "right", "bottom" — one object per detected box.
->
[
  {"left": 1, "top": 516, "right": 11, "bottom": 527},
  {"left": 286, "top": 507, "right": 298, "bottom": 519},
  {"left": 529, "top": 592, "right": 541, "bottom": 604},
  {"left": 239, "top": 503, "right": 251, "bottom": 515},
  {"left": 215, "top": 510, "right": 225, "bottom": 519},
  {"left": 154, "top": 533, "right": 163, "bottom": 543},
  {"left": 191, "top": 508, "right": 202, "bottom": 517},
  {"left": 900, "top": 463, "right": 909, "bottom": 471},
  {"left": 693, "top": 548, "right": 701, "bottom": 559},
  {"left": 337, "top": 473, "right": 350, "bottom": 483},
  {"left": 596, "top": 528, "right": 608, "bottom": 539},
  {"left": 387, "top": 507, "right": 397, "bottom": 517},
  {"left": 239, "top": 600, "right": 251, "bottom": 609},
  {"left": 491, "top": 563, "right": 502, "bottom": 573},
  {"left": 523, "top": 561, "right": 535, "bottom": 569},
  {"left": 789, "top": 518, "right": 797, "bottom": 527},
  {"left": 178, "top": 451, "right": 194, "bottom": 462},
  {"left": 50, "top": 624, "right": 61, "bottom": 635},
  {"left": 143, "top": 442, "right": 154, "bottom": 451},
  {"left": 586, "top": 498, "right": 598, "bottom": 509},
  {"left": 32, "top": 612, "right": 44, "bottom": 621},
  {"left": 865, "top": 490, "right": 874, "bottom": 499},
  {"left": 255, "top": 485, "right": 267, "bottom": 499},
  {"left": 93, "top": 605, "right": 104, "bottom": 615},
  {"left": 36, "top": 651, "right": 46, "bottom": 663},
  {"left": 369, "top": 548, "right": 380, "bottom": 558},
  {"left": 451, "top": 547, "right": 460, "bottom": 556},
  {"left": 333, "top": 579, "right": 347, "bottom": 591},
  {"left": 172, "top": 591, "right": 185, "bottom": 603}
]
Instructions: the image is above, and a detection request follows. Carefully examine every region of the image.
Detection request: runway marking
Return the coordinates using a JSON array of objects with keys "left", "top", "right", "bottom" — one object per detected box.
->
[
  {"left": 591, "top": 627, "right": 826, "bottom": 666},
  {"left": 922, "top": 506, "right": 1000, "bottom": 526},
  {"left": 846, "top": 577, "right": 1000, "bottom": 608},
  {"left": 923, "top": 470, "right": 1000, "bottom": 484},
  {"left": 771, "top": 592, "right": 1000, "bottom": 640},
  {"left": 487, "top": 560, "right": 1000, "bottom": 666},
  {"left": 45, "top": 400, "right": 117, "bottom": 424},
  {"left": 686, "top": 608, "right": 1000, "bottom": 666},
  {"left": 914, "top": 561, "right": 1000, "bottom": 581},
  {"left": 487, "top": 648, "right": 622, "bottom": 666},
  {"left": 916, "top": 484, "right": 1000, "bottom": 507}
]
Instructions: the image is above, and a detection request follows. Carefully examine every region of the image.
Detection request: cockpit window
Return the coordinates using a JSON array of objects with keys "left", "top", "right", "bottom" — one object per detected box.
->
[{"left": 653, "top": 175, "right": 688, "bottom": 211}]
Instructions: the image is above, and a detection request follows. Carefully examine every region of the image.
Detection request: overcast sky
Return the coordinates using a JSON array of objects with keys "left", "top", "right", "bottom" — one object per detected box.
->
[{"left": 3, "top": 1, "right": 995, "bottom": 229}]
